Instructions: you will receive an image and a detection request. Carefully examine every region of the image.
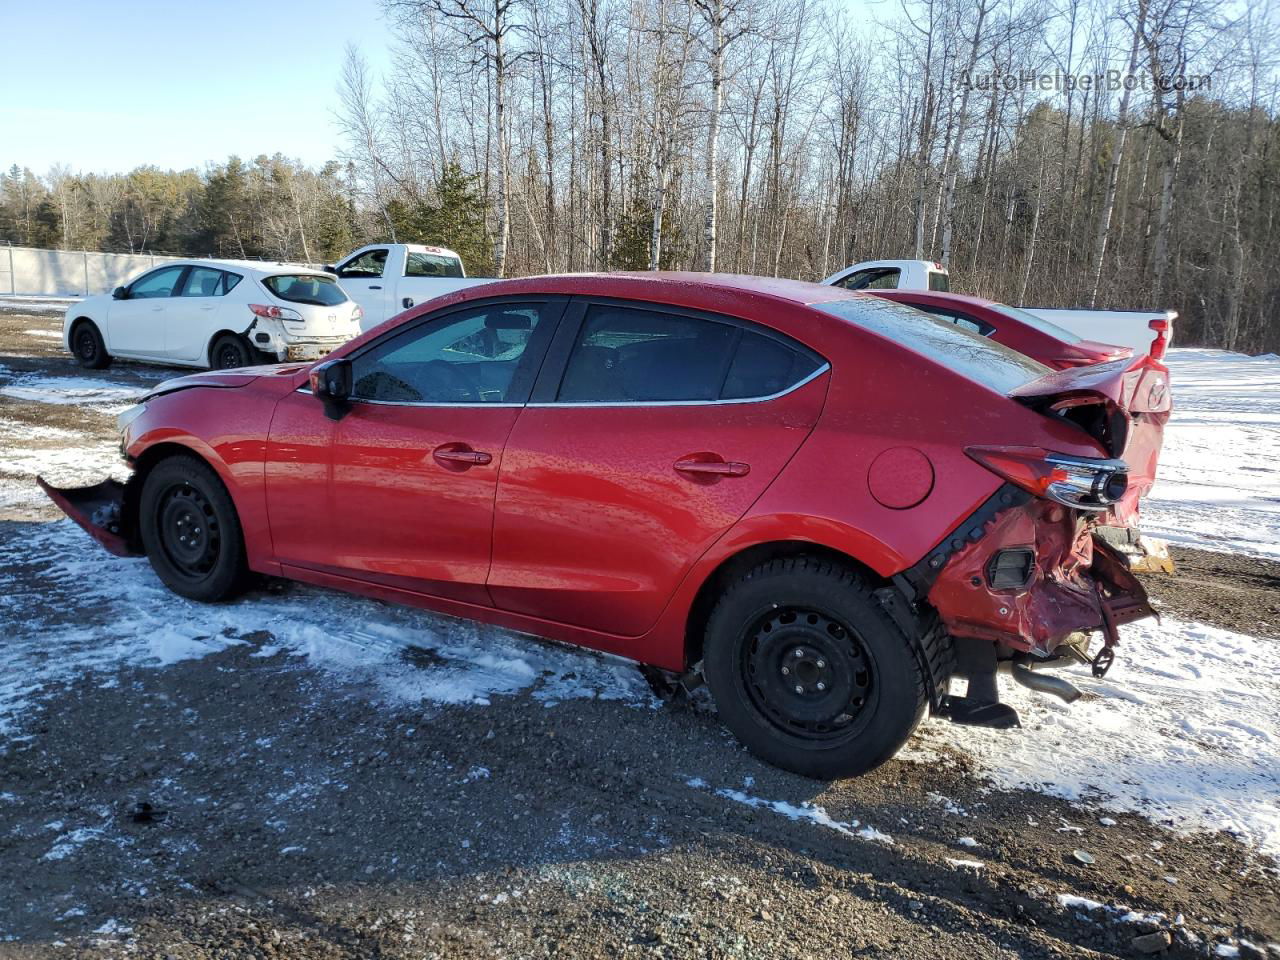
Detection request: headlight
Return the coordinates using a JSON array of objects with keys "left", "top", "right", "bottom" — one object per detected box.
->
[{"left": 116, "top": 402, "right": 148, "bottom": 434}]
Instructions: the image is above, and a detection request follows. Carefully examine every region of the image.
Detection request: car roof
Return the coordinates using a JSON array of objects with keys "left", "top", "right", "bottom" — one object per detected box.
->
[
  {"left": 151, "top": 259, "right": 331, "bottom": 279},
  {"left": 458, "top": 272, "right": 865, "bottom": 311}
]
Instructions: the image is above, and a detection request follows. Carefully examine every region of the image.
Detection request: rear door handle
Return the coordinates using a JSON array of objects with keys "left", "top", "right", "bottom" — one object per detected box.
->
[
  {"left": 369, "top": 285, "right": 383, "bottom": 290},
  {"left": 433, "top": 444, "right": 493, "bottom": 469},
  {"left": 674, "top": 457, "right": 750, "bottom": 478}
]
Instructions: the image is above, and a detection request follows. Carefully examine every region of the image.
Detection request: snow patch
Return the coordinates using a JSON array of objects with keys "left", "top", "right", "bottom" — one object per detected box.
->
[
  {"left": 1145, "top": 349, "right": 1280, "bottom": 561},
  {"left": 0, "top": 374, "right": 144, "bottom": 414},
  {"left": 907, "top": 614, "right": 1280, "bottom": 855},
  {"left": 693, "top": 781, "right": 893, "bottom": 844}
]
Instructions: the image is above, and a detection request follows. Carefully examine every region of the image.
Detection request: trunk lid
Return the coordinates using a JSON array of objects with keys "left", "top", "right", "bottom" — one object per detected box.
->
[{"left": 1010, "top": 355, "right": 1171, "bottom": 523}]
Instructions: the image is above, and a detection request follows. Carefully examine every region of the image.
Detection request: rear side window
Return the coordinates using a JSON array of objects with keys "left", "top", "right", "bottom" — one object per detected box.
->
[
  {"left": 179, "top": 266, "right": 225, "bottom": 297},
  {"left": 222, "top": 272, "right": 243, "bottom": 294},
  {"left": 915, "top": 305, "right": 995, "bottom": 337},
  {"left": 723, "top": 331, "right": 821, "bottom": 399},
  {"left": 406, "top": 252, "right": 464, "bottom": 278},
  {"left": 263, "top": 274, "right": 348, "bottom": 307},
  {"left": 557, "top": 305, "right": 821, "bottom": 403},
  {"left": 816, "top": 297, "right": 1049, "bottom": 393}
]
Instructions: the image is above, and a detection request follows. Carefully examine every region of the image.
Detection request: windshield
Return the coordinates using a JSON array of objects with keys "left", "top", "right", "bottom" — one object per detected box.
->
[
  {"left": 816, "top": 297, "right": 1050, "bottom": 393},
  {"left": 406, "top": 252, "right": 464, "bottom": 278},
  {"left": 263, "top": 274, "right": 348, "bottom": 307},
  {"left": 989, "top": 303, "right": 1083, "bottom": 344}
]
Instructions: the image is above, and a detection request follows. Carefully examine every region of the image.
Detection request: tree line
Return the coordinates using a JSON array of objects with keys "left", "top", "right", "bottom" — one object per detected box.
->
[{"left": 3, "top": 0, "right": 1277, "bottom": 353}]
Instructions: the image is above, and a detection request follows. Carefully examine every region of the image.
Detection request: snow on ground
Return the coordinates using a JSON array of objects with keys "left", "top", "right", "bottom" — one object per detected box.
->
[
  {"left": 0, "top": 520, "right": 652, "bottom": 742},
  {"left": 0, "top": 375, "right": 146, "bottom": 415},
  {"left": 1144, "top": 349, "right": 1280, "bottom": 561},
  {"left": 0, "top": 297, "right": 76, "bottom": 314},
  {"left": 910, "top": 613, "right": 1280, "bottom": 856}
]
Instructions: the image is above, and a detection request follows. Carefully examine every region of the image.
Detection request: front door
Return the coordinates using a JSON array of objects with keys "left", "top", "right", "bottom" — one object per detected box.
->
[
  {"left": 335, "top": 248, "right": 391, "bottom": 328},
  {"left": 107, "top": 265, "right": 187, "bottom": 357},
  {"left": 488, "top": 300, "right": 829, "bottom": 637},
  {"left": 323, "top": 298, "right": 561, "bottom": 604}
]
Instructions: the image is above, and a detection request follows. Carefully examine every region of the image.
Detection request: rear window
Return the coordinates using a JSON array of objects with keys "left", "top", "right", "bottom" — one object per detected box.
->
[
  {"left": 406, "top": 252, "right": 464, "bottom": 278},
  {"left": 816, "top": 297, "right": 1049, "bottom": 393},
  {"left": 928, "top": 271, "right": 950, "bottom": 291},
  {"left": 263, "top": 274, "right": 348, "bottom": 306},
  {"left": 989, "top": 304, "right": 1083, "bottom": 344}
]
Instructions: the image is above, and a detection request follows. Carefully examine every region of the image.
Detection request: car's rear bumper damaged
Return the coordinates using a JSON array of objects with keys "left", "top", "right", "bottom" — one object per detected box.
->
[{"left": 899, "top": 484, "right": 1156, "bottom": 727}]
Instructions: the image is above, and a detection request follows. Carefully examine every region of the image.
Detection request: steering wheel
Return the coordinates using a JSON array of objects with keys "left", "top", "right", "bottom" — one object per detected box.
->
[{"left": 425, "top": 360, "right": 481, "bottom": 402}]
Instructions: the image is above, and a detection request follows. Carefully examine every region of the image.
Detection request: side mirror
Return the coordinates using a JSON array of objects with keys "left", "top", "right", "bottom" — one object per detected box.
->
[
  {"left": 323, "top": 264, "right": 337, "bottom": 275},
  {"left": 309, "top": 358, "right": 352, "bottom": 420},
  {"left": 112, "top": 286, "right": 127, "bottom": 300}
]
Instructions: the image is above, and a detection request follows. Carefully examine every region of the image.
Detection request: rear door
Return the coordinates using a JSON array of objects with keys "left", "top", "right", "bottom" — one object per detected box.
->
[
  {"left": 169, "top": 265, "right": 237, "bottom": 362},
  {"left": 107, "top": 265, "right": 187, "bottom": 357},
  {"left": 487, "top": 299, "right": 829, "bottom": 637},
  {"left": 322, "top": 297, "right": 563, "bottom": 604}
]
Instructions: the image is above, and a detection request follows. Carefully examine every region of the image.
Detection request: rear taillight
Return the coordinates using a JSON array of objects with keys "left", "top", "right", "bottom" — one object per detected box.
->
[
  {"left": 250, "top": 303, "right": 304, "bottom": 324},
  {"left": 965, "top": 445, "right": 1128, "bottom": 512},
  {"left": 1148, "top": 317, "right": 1170, "bottom": 360}
]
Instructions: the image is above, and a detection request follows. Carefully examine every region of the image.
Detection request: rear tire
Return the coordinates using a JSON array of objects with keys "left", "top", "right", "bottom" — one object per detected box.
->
[
  {"left": 210, "top": 334, "right": 252, "bottom": 370},
  {"left": 71, "top": 320, "right": 112, "bottom": 369},
  {"left": 139, "top": 455, "right": 249, "bottom": 602},
  {"left": 703, "top": 556, "right": 930, "bottom": 779}
]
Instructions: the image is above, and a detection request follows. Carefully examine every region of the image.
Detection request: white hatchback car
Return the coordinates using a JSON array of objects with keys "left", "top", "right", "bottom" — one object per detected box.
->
[{"left": 63, "top": 260, "right": 363, "bottom": 370}]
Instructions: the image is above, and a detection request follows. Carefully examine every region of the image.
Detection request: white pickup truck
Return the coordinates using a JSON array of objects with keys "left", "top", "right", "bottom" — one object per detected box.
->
[
  {"left": 822, "top": 260, "right": 1175, "bottom": 358},
  {"left": 328, "top": 243, "right": 492, "bottom": 332}
]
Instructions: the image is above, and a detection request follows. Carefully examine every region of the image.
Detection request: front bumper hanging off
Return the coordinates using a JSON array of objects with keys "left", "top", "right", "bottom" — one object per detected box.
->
[{"left": 36, "top": 476, "right": 139, "bottom": 557}]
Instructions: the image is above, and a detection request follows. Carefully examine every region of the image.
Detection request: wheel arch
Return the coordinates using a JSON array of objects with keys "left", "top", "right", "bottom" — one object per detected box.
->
[
  {"left": 682, "top": 538, "right": 891, "bottom": 669},
  {"left": 123, "top": 440, "right": 224, "bottom": 540},
  {"left": 68, "top": 315, "right": 100, "bottom": 352},
  {"left": 205, "top": 329, "right": 246, "bottom": 367}
]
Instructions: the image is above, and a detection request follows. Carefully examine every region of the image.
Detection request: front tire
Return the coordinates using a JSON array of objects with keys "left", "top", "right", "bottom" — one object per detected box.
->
[
  {"left": 210, "top": 334, "right": 253, "bottom": 370},
  {"left": 139, "top": 456, "right": 249, "bottom": 602},
  {"left": 71, "top": 320, "right": 112, "bottom": 369},
  {"left": 703, "top": 556, "right": 931, "bottom": 779}
]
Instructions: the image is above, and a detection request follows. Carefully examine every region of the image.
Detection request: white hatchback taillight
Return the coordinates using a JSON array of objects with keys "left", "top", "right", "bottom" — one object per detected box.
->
[{"left": 250, "top": 303, "right": 304, "bottom": 324}]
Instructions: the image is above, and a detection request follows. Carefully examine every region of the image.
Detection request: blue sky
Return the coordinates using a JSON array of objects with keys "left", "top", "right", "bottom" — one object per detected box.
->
[{"left": 0, "top": 0, "right": 395, "bottom": 175}]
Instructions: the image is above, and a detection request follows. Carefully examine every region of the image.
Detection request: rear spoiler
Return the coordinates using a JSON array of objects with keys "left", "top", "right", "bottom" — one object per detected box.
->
[{"left": 1010, "top": 354, "right": 1171, "bottom": 416}]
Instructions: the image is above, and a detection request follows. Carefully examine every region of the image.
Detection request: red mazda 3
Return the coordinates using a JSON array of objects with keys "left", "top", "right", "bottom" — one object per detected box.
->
[{"left": 41, "top": 274, "right": 1170, "bottom": 778}]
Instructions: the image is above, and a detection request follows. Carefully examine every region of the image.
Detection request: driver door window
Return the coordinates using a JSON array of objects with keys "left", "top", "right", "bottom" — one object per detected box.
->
[
  {"left": 338, "top": 249, "right": 387, "bottom": 279},
  {"left": 128, "top": 266, "right": 186, "bottom": 298},
  {"left": 351, "top": 304, "right": 544, "bottom": 404}
]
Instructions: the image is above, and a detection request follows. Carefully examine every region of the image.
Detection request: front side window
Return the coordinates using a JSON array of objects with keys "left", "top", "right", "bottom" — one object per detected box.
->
[
  {"left": 557, "top": 305, "right": 822, "bottom": 403},
  {"left": 263, "top": 274, "right": 348, "bottom": 306},
  {"left": 839, "top": 268, "right": 900, "bottom": 291},
  {"left": 128, "top": 265, "right": 185, "bottom": 299},
  {"left": 352, "top": 303, "right": 542, "bottom": 404},
  {"left": 405, "top": 252, "right": 464, "bottom": 278},
  {"left": 338, "top": 249, "right": 387, "bottom": 279},
  {"left": 179, "top": 266, "right": 225, "bottom": 297}
]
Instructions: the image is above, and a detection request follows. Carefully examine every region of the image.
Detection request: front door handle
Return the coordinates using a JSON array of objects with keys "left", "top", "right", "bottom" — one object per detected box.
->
[
  {"left": 674, "top": 457, "right": 750, "bottom": 478},
  {"left": 369, "top": 284, "right": 383, "bottom": 290},
  {"left": 433, "top": 444, "right": 493, "bottom": 469}
]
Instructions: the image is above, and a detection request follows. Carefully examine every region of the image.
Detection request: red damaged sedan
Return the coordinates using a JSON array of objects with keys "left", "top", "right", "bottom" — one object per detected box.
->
[
  {"left": 40, "top": 274, "right": 1171, "bottom": 778},
  {"left": 868, "top": 289, "right": 1136, "bottom": 369}
]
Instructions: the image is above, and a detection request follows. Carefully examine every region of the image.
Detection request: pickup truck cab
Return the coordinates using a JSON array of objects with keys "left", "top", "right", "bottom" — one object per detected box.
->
[
  {"left": 330, "top": 243, "right": 492, "bottom": 331},
  {"left": 822, "top": 260, "right": 1173, "bottom": 359},
  {"left": 823, "top": 260, "right": 951, "bottom": 293}
]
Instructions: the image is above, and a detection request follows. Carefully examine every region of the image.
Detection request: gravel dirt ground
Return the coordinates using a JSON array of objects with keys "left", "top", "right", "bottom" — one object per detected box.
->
[{"left": 1, "top": 307, "right": 1277, "bottom": 959}]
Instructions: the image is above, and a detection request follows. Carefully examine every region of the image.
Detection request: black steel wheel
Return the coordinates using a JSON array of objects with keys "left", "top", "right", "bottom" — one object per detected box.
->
[
  {"left": 704, "top": 556, "right": 942, "bottom": 779},
  {"left": 139, "top": 455, "right": 249, "bottom": 602},
  {"left": 742, "top": 606, "right": 875, "bottom": 742},
  {"left": 210, "top": 334, "right": 252, "bottom": 370},
  {"left": 71, "top": 320, "right": 112, "bottom": 369}
]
